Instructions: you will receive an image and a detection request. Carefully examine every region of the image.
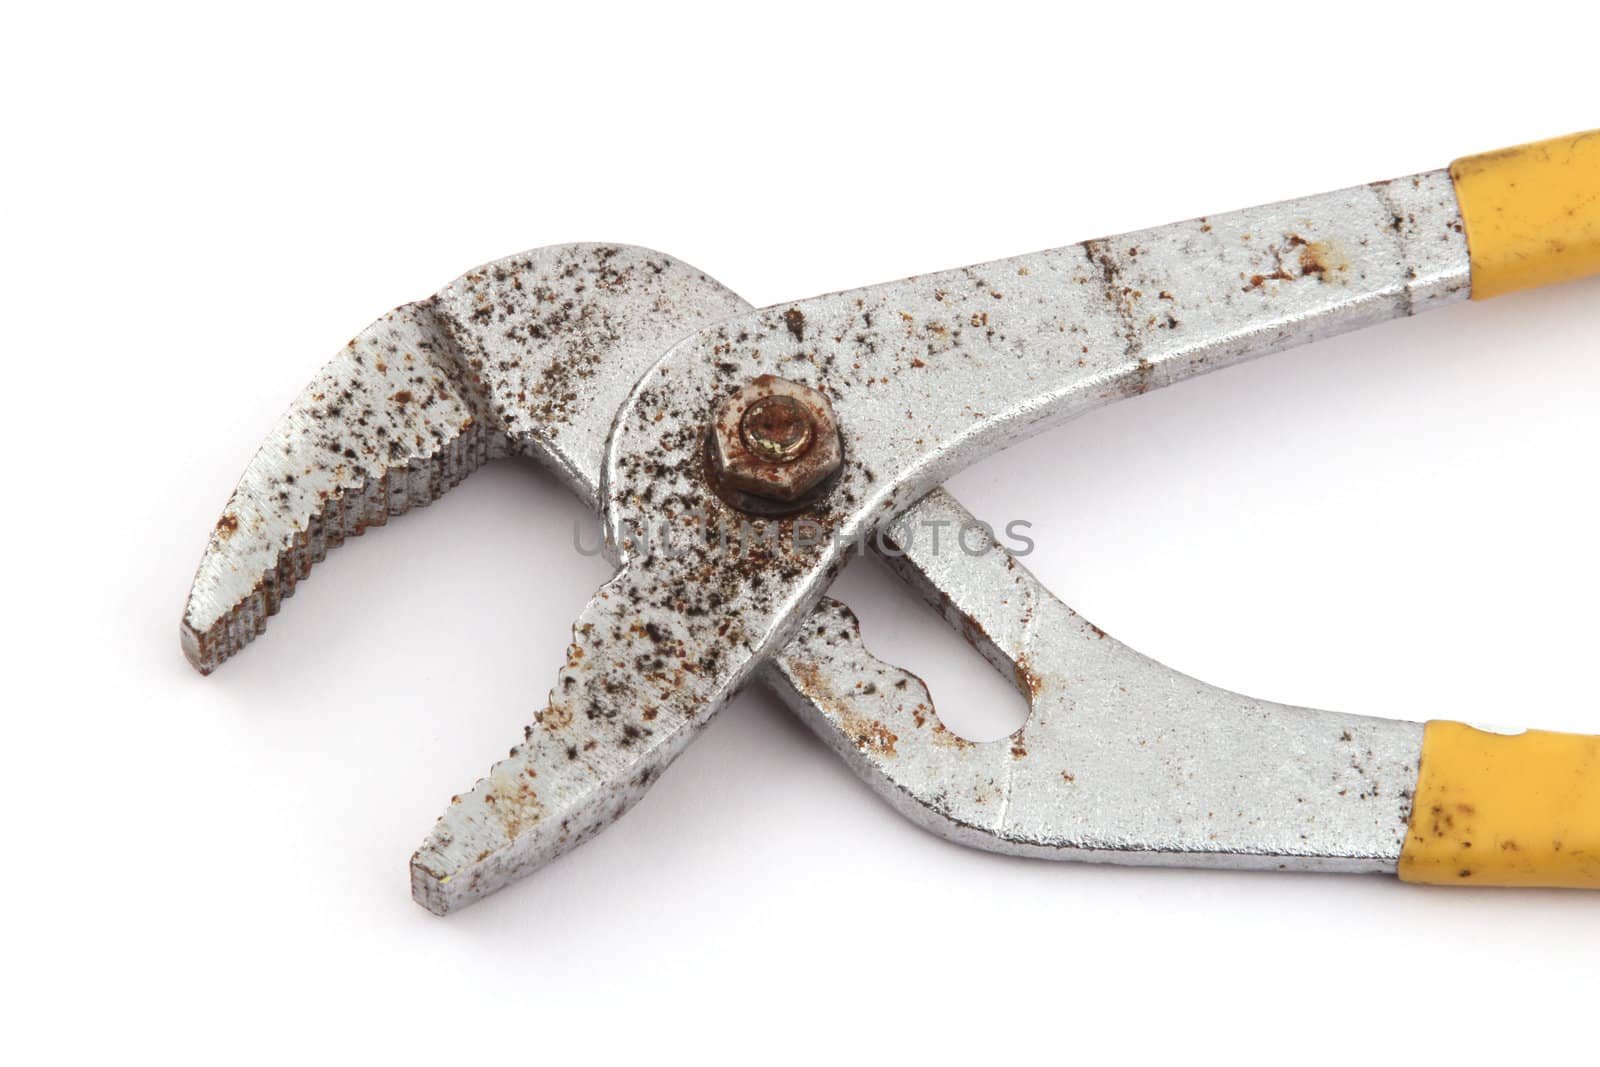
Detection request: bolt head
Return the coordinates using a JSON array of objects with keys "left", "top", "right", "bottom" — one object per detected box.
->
[
  {"left": 708, "top": 375, "right": 842, "bottom": 513},
  {"left": 740, "top": 395, "right": 814, "bottom": 463}
]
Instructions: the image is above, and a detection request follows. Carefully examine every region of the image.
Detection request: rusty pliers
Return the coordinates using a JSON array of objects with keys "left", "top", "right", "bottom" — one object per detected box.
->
[{"left": 184, "top": 131, "right": 1600, "bottom": 913}]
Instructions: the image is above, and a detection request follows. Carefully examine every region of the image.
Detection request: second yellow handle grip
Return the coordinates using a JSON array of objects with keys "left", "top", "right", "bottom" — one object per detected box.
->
[
  {"left": 1399, "top": 721, "right": 1600, "bottom": 888},
  {"left": 1450, "top": 130, "right": 1600, "bottom": 299}
]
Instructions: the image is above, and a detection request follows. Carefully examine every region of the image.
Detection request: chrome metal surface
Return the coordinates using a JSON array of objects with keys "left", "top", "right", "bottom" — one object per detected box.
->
[
  {"left": 770, "top": 489, "right": 1424, "bottom": 872},
  {"left": 188, "top": 166, "right": 1472, "bottom": 913},
  {"left": 176, "top": 243, "right": 1069, "bottom": 908},
  {"left": 421, "top": 170, "right": 1468, "bottom": 908}
]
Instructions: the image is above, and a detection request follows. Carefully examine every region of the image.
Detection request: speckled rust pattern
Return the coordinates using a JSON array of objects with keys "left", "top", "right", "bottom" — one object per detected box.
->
[
  {"left": 415, "top": 171, "right": 1467, "bottom": 910},
  {"left": 182, "top": 245, "right": 750, "bottom": 673},
  {"left": 193, "top": 168, "right": 1478, "bottom": 914}
]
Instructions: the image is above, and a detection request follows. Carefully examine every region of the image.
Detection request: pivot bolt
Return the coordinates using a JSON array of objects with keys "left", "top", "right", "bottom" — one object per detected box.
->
[{"left": 707, "top": 375, "right": 842, "bottom": 514}]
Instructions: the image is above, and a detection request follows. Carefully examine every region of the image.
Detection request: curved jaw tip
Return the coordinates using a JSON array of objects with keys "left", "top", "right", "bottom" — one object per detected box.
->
[
  {"left": 407, "top": 738, "right": 642, "bottom": 915},
  {"left": 408, "top": 854, "right": 456, "bottom": 917},
  {"left": 180, "top": 297, "right": 488, "bottom": 676},
  {"left": 407, "top": 750, "right": 563, "bottom": 916},
  {"left": 179, "top": 616, "right": 218, "bottom": 676},
  {"left": 181, "top": 243, "right": 754, "bottom": 676}
]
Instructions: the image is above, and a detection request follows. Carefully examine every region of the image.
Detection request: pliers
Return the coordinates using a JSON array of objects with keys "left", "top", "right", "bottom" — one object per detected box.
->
[{"left": 183, "top": 130, "right": 1600, "bottom": 913}]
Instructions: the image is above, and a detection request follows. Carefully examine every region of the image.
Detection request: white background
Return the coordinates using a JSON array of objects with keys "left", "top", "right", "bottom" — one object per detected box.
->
[{"left": 6, "top": 2, "right": 1598, "bottom": 1063}]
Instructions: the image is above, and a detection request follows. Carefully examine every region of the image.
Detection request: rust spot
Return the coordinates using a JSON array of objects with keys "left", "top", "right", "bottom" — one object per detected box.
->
[
  {"left": 1297, "top": 244, "right": 1328, "bottom": 277},
  {"left": 539, "top": 702, "right": 573, "bottom": 731},
  {"left": 786, "top": 658, "right": 827, "bottom": 696},
  {"left": 489, "top": 775, "right": 544, "bottom": 841},
  {"left": 1245, "top": 270, "right": 1293, "bottom": 290},
  {"left": 785, "top": 657, "right": 898, "bottom": 757},
  {"left": 783, "top": 307, "right": 806, "bottom": 342},
  {"left": 215, "top": 514, "right": 239, "bottom": 537},
  {"left": 1288, "top": 235, "right": 1347, "bottom": 279},
  {"left": 390, "top": 389, "right": 414, "bottom": 405},
  {"left": 838, "top": 709, "right": 898, "bottom": 756},
  {"left": 1013, "top": 656, "right": 1043, "bottom": 702}
]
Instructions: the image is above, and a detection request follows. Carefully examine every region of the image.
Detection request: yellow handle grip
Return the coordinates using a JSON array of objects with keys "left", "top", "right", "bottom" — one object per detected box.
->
[
  {"left": 1450, "top": 130, "right": 1600, "bottom": 299},
  {"left": 1399, "top": 721, "right": 1600, "bottom": 888}
]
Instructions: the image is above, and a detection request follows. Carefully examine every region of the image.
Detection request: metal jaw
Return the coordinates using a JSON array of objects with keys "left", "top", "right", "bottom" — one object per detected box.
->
[
  {"left": 187, "top": 169, "right": 1472, "bottom": 913},
  {"left": 181, "top": 246, "right": 752, "bottom": 669},
  {"left": 182, "top": 244, "right": 1109, "bottom": 907}
]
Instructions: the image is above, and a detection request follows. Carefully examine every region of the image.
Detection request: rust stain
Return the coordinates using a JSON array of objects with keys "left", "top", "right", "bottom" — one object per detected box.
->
[
  {"left": 787, "top": 656, "right": 898, "bottom": 756},
  {"left": 1245, "top": 269, "right": 1294, "bottom": 290},
  {"left": 539, "top": 701, "right": 573, "bottom": 731},
  {"left": 783, "top": 307, "right": 806, "bottom": 342},
  {"left": 706, "top": 375, "right": 842, "bottom": 512},
  {"left": 488, "top": 770, "right": 544, "bottom": 841},
  {"left": 1288, "top": 234, "right": 1348, "bottom": 279},
  {"left": 1013, "top": 655, "right": 1043, "bottom": 702},
  {"left": 838, "top": 708, "right": 898, "bottom": 756},
  {"left": 932, "top": 722, "right": 973, "bottom": 749}
]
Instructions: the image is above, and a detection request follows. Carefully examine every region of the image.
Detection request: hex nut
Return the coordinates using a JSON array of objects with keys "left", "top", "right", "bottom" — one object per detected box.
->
[{"left": 707, "top": 375, "right": 842, "bottom": 513}]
